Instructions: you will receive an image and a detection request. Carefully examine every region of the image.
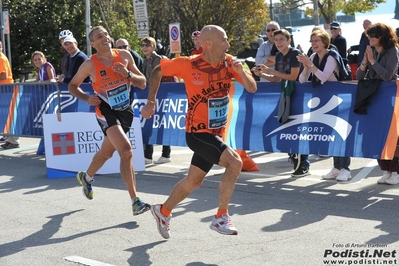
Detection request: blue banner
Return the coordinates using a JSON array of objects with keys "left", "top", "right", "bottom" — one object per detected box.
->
[{"left": 1, "top": 81, "right": 398, "bottom": 159}]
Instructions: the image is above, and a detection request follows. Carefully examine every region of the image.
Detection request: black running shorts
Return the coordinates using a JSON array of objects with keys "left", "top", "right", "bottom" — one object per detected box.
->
[
  {"left": 185, "top": 132, "right": 228, "bottom": 173},
  {"left": 96, "top": 102, "right": 133, "bottom": 136}
]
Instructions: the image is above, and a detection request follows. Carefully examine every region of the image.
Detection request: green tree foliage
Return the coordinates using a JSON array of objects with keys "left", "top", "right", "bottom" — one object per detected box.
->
[
  {"left": 4, "top": 0, "right": 139, "bottom": 79},
  {"left": 147, "top": 0, "right": 269, "bottom": 56},
  {"left": 303, "top": 0, "right": 386, "bottom": 23},
  {"left": 5, "top": 0, "right": 91, "bottom": 78},
  {"left": 92, "top": 0, "right": 140, "bottom": 51}
]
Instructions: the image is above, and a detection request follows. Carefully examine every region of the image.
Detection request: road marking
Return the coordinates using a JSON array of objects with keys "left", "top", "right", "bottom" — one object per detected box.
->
[
  {"left": 64, "top": 256, "right": 116, "bottom": 266},
  {"left": 350, "top": 160, "right": 378, "bottom": 183}
]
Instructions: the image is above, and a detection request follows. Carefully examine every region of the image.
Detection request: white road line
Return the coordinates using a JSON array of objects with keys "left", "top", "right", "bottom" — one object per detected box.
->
[
  {"left": 350, "top": 159, "right": 379, "bottom": 183},
  {"left": 64, "top": 256, "right": 116, "bottom": 266}
]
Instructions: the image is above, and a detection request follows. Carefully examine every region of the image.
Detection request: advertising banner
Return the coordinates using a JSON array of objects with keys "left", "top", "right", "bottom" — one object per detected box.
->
[{"left": 43, "top": 112, "right": 145, "bottom": 178}]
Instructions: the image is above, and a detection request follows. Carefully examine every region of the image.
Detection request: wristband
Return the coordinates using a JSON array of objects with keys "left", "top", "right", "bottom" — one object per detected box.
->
[
  {"left": 147, "top": 100, "right": 155, "bottom": 104},
  {"left": 361, "top": 62, "right": 366, "bottom": 67}
]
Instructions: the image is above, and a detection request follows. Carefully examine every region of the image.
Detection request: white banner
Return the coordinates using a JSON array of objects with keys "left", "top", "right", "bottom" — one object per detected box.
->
[{"left": 43, "top": 112, "right": 145, "bottom": 178}]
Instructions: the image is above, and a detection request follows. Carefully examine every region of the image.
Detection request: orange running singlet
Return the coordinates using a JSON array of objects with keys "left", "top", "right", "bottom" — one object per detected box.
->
[
  {"left": 91, "top": 49, "right": 130, "bottom": 117},
  {"left": 160, "top": 54, "right": 245, "bottom": 136}
]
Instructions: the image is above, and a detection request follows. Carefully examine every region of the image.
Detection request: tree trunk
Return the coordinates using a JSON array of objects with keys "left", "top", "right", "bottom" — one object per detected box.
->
[{"left": 395, "top": 0, "right": 399, "bottom": 20}]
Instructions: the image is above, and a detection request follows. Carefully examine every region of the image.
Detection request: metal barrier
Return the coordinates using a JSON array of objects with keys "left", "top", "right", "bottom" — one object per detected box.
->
[{"left": 0, "top": 82, "right": 61, "bottom": 137}]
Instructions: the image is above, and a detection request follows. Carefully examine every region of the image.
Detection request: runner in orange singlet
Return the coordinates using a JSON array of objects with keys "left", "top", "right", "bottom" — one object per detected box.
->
[
  {"left": 68, "top": 26, "right": 150, "bottom": 216},
  {"left": 142, "top": 25, "right": 257, "bottom": 239}
]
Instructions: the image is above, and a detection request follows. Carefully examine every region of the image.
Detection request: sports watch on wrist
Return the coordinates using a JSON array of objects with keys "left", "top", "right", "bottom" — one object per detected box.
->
[{"left": 126, "top": 71, "right": 133, "bottom": 79}]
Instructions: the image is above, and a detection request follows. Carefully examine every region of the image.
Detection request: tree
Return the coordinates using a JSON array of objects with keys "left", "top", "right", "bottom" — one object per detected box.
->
[
  {"left": 4, "top": 0, "right": 140, "bottom": 80},
  {"left": 308, "top": 0, "right": 386, "bottom": 23},
  {"left": 147, "top": 0, "right": 269, "bottom": 56}
]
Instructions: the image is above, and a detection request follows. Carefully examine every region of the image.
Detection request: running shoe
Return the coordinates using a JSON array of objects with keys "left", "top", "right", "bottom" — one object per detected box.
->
[
  {"left": 151, "top": 204, "right": 171, "bottom": 239},
  {"left": 209, "top": 213, "right": 238, "bottom": 235},
  {"left": 291, "top": 168, "right": 310, "bottom": 178},
  {"left": 377, "top": 171, "right": 391, "bottom": 184},
  {"left": 154, "top": 156, "right": 171, "bottom": 164},
  {"left": 76, "top": 171, "right": 93, "bottom": 200},
  {"left": 322, "top": 167, "right": 340, "bottom": 180},
  {"left": 1, "top": 142, "right": 19, "bottom": 149},
  {"left": 385, "top": 172, "right": 399, "bottom": 185},
  {"left": 336, "top": 169, "right": 352, "bottom": 181},
  {"left": 132, "top": 197, "right": 150, "bottom": 216}
]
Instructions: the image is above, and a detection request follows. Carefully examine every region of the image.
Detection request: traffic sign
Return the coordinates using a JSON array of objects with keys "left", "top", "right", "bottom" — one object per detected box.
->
[
  {"left": 133, "top": 0, "right": 148, "bottom": 21},
  {"left": 169, "top": 23, "right": 181, "bottom": 54}
]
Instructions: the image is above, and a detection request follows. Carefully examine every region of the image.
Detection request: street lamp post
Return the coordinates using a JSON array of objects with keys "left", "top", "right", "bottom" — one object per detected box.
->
[
  {"left": 85, "top": 0, "right": 91, "bottom": 56},
  {"left": 270, "top": 0, "right": 274, "bottom": 21},
  {"left": 314, "top": 0, "right": 319, "bottom": 25}
]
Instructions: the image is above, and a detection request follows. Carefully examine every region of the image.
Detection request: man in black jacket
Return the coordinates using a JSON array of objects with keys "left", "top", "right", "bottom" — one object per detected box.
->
[
  {"left": 56, "top": 36, "right": 90, "bottom": 83},
  {"left": 347, "top": 19, "right": 371, "bottom": 66},
  {"left": 115, "top": 38, "right": 144, "bottom": 73},
  {"left": 330, "top": 21, "right": 347, "bottom": 63}
]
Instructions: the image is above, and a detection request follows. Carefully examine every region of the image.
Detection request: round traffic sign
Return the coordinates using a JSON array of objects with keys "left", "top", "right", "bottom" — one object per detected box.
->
[{"left": 171, "top": 26, "right": 179, "bottom": 41}]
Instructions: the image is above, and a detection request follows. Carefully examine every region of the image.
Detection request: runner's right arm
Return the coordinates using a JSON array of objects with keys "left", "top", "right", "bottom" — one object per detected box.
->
[{"left": 68, "top": 60, "right": 101, "bottom": 106}]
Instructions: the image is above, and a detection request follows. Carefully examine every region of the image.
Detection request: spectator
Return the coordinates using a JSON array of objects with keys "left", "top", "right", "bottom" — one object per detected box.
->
[
  {"left": 255, "top": 21, "right": 280, "bottom": 82},
  {"left": 330, "top": 21, "right": 347, "bottom": 62},
  {"left": 252, "top": 29, "right": 308, "bottom": 177},
  {"left": 190, "top": 30, "right": 203, "bottom": 55},
  {"left": 305, "top": 26, "right": 338, "bottom": 57},
  {"left": 58, "top": 29, "right": 73, "bottom": 76},
  {"left": 31, "top": 51, "right": 56, "bottom": 82},
  {"left": 297, "top": 29, "right": 352, "bottom": 181},
  {"left": 347, "top": 19, "right": 371, "bottom": 66},
  {"left": 56, "top": 36, "right": 90, "bottom": 84},
  {"left": 357, "top": 23, "right": 399, "bottom": 185},
  {"left": 68, "top": 26, "right": 150, "bottom": 215},
  {"left": 141, "top": 36, "right": 173, "bottom": 164},
  {"left": 0, "top": 40, "right": 18, "bottom": 149},
  {"left": 115, "top": 38, "right": 144, "bottom": 73},
  {"left": 141, "top": 25, "right": 257, "bottom": 239}
]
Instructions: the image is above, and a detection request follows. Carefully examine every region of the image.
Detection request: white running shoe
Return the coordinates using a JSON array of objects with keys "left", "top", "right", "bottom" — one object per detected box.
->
[
  {"left": 385, "top": 172, "right": 399, "bottom": 185},
  {"left": 145, "top": 158, "right": 153, "bottom": 164},
  {"left": 209, "top": 214, "right": 238, "bottom": 235},
  {"left": 377, "top": 171, "right": 391, "bottom": 184},
  {"left": 150, "top": 204, "right": 171, "bottom": 239},
  {"left": 322, "top": 168, "right": 340, "bottom": 180},
  {"left": 154, "top": 156, "right": 171, "bottom": 164},
  {"left": 336, "top": 169, "right": 352, "bottom": 181}
]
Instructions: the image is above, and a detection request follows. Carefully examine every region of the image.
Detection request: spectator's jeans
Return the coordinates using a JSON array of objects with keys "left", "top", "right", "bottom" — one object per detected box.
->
[{"left": 333, "top": 156, "right": 351, "bottom": 170}]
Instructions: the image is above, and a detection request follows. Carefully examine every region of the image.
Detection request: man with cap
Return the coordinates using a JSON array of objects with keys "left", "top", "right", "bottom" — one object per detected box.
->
[
  {"left": 58, "top": 30, "right": 73, "bottom": 76},
  {"left": 56, "top": 35, "right": 90, "bottom": 83},
  {"left": 190, "top": 30, "right": 202, "bottom": 55},
  {"left": 330, "top": 21, "right": 347, "bottom": 61}
]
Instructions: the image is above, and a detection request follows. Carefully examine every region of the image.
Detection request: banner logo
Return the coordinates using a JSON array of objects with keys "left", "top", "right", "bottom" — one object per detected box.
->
[
  {"left": 52, "top": 132, "right": 76, "bottom": 155},
  {"left": 33, "top": 91, "right": 77, "bottom": 128},
  {"left": 266, "top": 96, "right": 352, "bottom": 141}
]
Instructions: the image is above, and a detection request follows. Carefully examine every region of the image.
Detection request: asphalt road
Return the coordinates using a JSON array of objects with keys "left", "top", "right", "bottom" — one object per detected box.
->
[{"left": 1, "top": 137, "right": 398, "bottom": 266}]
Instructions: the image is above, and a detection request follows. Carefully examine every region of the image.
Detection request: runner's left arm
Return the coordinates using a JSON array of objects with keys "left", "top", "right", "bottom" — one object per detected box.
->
[{"left": 231, "top": 57, "right": 257, "bottom": 93}]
